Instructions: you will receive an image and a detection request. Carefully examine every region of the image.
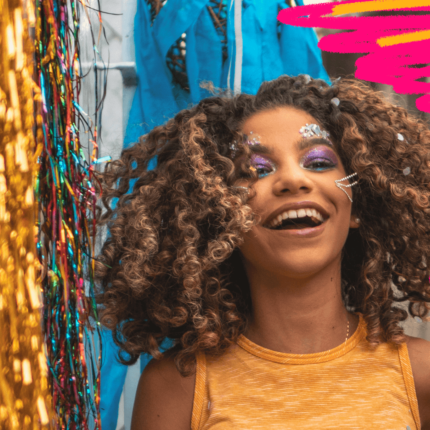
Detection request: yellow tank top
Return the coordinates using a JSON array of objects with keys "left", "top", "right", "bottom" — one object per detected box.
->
[{"left": 191, "top": 316, "right": 420, "bottom": 429}]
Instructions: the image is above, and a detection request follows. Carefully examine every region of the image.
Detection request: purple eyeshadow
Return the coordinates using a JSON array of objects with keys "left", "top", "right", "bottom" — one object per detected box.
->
[
  {"left": 301, "top": 146, "right": 338, "bottom": 168},
  {"left": 251, "top": 155, "right": 273, "bottom": 168},
  {"left": 250, "top": 154, "right": 276, "bottom": 177}
]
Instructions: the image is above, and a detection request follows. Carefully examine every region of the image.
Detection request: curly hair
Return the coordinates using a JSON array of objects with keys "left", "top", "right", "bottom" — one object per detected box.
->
[{"left": 96, "top": 75, "right": 430, "bottom": 375}]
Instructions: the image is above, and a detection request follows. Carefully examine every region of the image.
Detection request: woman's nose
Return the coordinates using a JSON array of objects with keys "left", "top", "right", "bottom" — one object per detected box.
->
[{"left": 272, "top": 163, "right": 314, "bottom": 196}]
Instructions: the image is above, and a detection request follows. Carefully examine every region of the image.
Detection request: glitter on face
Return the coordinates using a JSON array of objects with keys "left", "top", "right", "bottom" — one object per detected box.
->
[
  {"left": 250, "top": 154, "right": 276, "bottom": 178},
  {"left": 299, "top": 123, "right": 332, "bottom": 144},
  {"left": 246, "top": 131, "right": 261, "bottom": 146},
  {"left": 300, "top": 146, "right": 338, "bottom": 171}
]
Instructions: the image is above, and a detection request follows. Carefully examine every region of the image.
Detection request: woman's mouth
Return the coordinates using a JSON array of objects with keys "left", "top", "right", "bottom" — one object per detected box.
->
[{"left": 264, "top": 208, "right": 327, "bottom": 231}]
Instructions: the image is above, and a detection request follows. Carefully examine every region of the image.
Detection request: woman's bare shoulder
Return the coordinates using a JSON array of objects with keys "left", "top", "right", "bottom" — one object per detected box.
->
[
  {"left": 131, "top": 356, "right": 196, "bottom": 430},
  {"left": 405, "top": 335, "right": 430, "bottom": 429}
]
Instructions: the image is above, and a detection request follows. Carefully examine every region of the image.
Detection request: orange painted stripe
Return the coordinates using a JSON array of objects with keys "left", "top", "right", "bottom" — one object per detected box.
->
[
  {"left": 377, "top": 29, "right": 430, "bottom": 46},
  {"left": 332, "top": 0, "right": 430, "bottom": 16}
]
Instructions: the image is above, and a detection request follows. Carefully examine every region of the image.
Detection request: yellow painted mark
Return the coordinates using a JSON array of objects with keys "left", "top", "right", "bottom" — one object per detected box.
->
[
  {"left": 377, "top": 29, "right": 430, "bottom": 46},
  {"left": 333, "top": 0, "right": 429, "bottom": 16}
]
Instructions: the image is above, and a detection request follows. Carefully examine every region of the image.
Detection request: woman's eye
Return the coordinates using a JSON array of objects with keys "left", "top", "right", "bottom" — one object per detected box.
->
[
  {"left": 301, "top": 147, "right": 339, "bottom": 171},
  {"left": 305, "top": 159, "right": 336, "bottom": 171},
  {"left": 250, "top": 155, "right": 276, "bottom": 178},
  {"left": 255, "top": 165, "right": 273, "bottom": 178}
]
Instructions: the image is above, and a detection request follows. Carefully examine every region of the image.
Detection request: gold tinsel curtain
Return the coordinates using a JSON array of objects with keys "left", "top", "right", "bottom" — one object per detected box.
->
[{"left": 0, "top": 0, "right": 50, "bottom": 428}]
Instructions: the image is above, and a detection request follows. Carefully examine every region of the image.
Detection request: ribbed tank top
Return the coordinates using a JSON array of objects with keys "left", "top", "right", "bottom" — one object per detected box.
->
[{"left": 191, "top": 316, "right": 420, "bottom": 429}]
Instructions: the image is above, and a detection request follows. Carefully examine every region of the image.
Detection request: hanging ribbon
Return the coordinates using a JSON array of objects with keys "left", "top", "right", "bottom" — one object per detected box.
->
[{"left": 34, "top": 0, "right": 104, "bottom": 427}]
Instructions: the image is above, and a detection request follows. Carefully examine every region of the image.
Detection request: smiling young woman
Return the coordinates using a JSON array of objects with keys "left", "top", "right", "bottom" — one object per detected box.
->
[{"left": 96, "top": 76, "right": 430, "bottom": 429}]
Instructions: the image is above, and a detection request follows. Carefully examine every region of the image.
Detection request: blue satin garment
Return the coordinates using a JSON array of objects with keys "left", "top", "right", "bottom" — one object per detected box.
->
[
  {"left": 124, "top": 0, "right": 329, "bottom": 147},
  {"left": 102, "top": 1, "right": 329, "bottom": 428}
]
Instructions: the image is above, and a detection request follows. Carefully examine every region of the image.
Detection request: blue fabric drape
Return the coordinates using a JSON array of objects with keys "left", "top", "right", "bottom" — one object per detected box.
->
[
  {"left": 124, "top": 0, "right": 329, "bottom": 147},
  {"left": 102, "top": 1, "right": 329, "bottom": 428},
  {"left": 99, "top": 330, "right": 128, "bottom": 430}
]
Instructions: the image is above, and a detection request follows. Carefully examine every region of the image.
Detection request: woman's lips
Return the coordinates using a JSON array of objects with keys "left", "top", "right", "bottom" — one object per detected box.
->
[
  {"left": 264, "top": 219, "right": 327, "bottom": 238},
  {"left": 263, "top": 201, "right": 329, "bottom": 227}
]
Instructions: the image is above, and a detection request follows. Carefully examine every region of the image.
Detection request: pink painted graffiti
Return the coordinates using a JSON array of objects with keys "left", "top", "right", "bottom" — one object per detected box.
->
[{"left": 278, "top": 1, "right": 430, "bottom": 113}]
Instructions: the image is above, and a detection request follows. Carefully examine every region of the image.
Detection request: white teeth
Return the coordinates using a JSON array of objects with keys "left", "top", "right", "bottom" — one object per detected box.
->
[{"left": 267, "top": 207, "right": 326, "bottom": 228}]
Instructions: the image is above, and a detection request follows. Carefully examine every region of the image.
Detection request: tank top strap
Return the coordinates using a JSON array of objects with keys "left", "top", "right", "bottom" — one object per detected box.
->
[
  {"left": 398, "top": 342, "right": 421, "bottom": 428},
  {"left": 192, "top": 351, "right": 207, "bottom": 430}
]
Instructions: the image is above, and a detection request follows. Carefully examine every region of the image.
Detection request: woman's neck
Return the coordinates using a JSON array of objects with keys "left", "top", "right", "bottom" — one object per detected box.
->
[{"left": 243, "top": 257, "right": 359, "bottom": 354}]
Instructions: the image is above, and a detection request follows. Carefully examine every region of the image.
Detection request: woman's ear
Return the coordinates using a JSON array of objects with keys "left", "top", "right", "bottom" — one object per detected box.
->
[{"left": 350, "top": 214, "right": 360, "bottom": 229}]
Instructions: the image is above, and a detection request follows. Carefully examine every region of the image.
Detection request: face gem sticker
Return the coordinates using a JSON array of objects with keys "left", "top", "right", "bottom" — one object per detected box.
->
[
  {"left": 245, "top": 131, "right": 261, "bottom": 146},
  {"left": 299, "top": 123, "right": 332, "bottom": 144}
]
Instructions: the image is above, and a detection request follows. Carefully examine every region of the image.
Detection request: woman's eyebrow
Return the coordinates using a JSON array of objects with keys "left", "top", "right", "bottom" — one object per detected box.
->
[
  {"left": 247, "top": 139, "right": 334, "bottom": 155},
  {"left": 298, "top": 138, "right": 334, "bottom": 151},
  {"left": 248, "top": 144, "right": 273, "bottom": 155}
]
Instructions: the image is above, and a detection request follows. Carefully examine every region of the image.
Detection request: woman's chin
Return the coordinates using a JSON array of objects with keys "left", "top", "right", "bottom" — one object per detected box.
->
[{"left": 245, "top": 251, "right": 340, "bottom": 280}]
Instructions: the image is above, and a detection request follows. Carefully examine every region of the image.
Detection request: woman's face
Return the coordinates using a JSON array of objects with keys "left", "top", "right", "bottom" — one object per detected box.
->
[{"left": 239, "top": 107, "right": 358, "bottom": 279}]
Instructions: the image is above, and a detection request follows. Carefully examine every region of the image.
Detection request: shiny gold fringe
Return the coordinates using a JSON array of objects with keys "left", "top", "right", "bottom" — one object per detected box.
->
[{"left": 0, "top": 0, "right": 51, "bottom": 428}]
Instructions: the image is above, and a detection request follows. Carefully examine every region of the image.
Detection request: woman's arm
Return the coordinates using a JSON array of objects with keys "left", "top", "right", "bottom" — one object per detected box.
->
[
  {"left": 407, "top": 336, "right": 430, "bottom": 429},
  {"left": 131, "top": 357, "right": 196, "bottom": 430}
]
